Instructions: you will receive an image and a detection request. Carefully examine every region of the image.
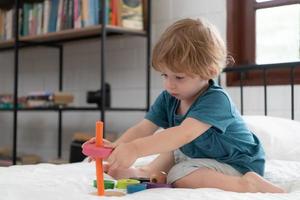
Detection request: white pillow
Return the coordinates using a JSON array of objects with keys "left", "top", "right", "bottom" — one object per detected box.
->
[{"left": 243, "top": 115, "right": 300, "bottom": 161}]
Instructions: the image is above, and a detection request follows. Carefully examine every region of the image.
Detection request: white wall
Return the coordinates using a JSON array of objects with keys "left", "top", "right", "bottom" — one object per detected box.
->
[{"left": 0, "top": 0, "right": 299, "bottom": 162}]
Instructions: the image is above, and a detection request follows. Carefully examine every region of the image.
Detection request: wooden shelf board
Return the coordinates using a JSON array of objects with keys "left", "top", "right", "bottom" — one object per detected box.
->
[
  {"left": 0, "top": 25, "right": 146, "bottom": 49},
  {"left": 0, "top": 106, "right": 147, "bottom": 112}
]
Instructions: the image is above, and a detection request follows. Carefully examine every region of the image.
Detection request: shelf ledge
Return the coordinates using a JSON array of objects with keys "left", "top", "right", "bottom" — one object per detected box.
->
[
  {"left": 0, "top": 107, "right": 148, "bottom": 112},
  {"left": 0, "top": 25, "right": 147, "bottom": 50}
]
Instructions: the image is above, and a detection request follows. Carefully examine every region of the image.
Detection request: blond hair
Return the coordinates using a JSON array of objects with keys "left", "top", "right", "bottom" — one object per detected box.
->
[{"left": 152, "top": 18, "right": 227, "bottom": 79}]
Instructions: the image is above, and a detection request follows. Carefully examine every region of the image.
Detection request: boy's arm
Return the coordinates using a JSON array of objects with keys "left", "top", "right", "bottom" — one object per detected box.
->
[
  {"left": 114, "top": 119, "right": 159, "bottom": 145},
  {"left": 132, "top": 117, "right": 211, "bottom": 157},
  {"left": 107, "top": 117, "right": 211, "bottom": 170}
]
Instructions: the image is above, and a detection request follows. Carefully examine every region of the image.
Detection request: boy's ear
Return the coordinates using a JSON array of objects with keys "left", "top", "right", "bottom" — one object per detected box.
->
[{"left": 208, "top": 67, "right": 219, "bottom": 77}]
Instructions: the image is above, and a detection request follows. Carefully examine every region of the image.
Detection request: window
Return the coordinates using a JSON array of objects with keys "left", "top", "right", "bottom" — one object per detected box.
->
[{"left": 227, "top": 0, "right": 300, "bottom": 86}]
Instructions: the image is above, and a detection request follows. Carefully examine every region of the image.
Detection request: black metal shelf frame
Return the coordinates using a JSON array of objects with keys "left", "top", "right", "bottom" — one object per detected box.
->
[{"left": 2, "top": 0, "right": 152, "bottom": 164}]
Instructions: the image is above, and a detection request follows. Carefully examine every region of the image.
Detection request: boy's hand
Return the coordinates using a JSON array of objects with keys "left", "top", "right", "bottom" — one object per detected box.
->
[
  {"left": 103, "top": 162, "right": 110, "bottom": 173},
  {"left": 107, "top": 142, "right": 138, "bottom": 171},
  {"left": 82, "top": 137, "right": 116, "bottom": 162}
]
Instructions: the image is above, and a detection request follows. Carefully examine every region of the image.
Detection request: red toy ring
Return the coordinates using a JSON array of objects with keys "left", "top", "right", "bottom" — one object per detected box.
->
[{"left": 82, "top": 143, "right": 113, "bottom": 159}]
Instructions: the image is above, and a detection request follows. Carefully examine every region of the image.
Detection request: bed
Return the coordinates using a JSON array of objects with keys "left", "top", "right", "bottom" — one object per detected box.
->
[
  {"left": 1, "top": 115, "right": 300, "bottom": 200},
  {"left": 1, "top": 62, "right": 300, "bottom": 199}
]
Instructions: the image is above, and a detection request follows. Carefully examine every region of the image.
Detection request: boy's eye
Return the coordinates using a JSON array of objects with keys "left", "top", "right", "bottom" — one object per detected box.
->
[
  {"left": 175, "top": 76, "right": 184, "bottom": 80},
  {"left": 161, "top": 74, "right": 167, "bottom": 78}
]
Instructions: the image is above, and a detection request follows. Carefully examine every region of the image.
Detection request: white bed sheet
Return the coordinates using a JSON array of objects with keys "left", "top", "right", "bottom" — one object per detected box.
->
[{"left": 0, "top": 158, "right": 300, "bottom": 200}]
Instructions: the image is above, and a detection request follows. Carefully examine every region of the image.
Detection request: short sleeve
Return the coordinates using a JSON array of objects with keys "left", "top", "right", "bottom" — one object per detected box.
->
[
  {"left": 145, "top": 91, "right": 169, "bottom": 128},
  {"left": 187, "top": 91, "right": 234, "bottom": 133}
]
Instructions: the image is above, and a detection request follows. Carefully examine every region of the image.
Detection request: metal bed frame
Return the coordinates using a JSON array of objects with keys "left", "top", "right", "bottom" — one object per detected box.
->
[{"left": 220, "top": 61, "right": 300, "bottom": 120}]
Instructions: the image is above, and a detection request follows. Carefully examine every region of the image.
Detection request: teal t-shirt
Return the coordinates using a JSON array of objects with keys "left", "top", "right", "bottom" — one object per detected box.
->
[{"left": 145, "top": 80, "right": 265, "bottom": 176}]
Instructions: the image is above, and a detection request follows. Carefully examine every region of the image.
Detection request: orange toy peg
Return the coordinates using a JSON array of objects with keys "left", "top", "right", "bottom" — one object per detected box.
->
[{"left": 95, "top": 121, "right": 105, "bottom": 196}]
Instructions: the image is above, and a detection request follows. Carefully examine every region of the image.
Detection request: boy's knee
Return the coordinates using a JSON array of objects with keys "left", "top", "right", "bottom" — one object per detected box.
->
[
  {"left": 172, "top": 177, "right": 191, "bottom": 188},
  {"left": 171, "top": 168, "right": 209, "bottom": 188},
  {"left": 172, "top": 179, "right": 184, "bottom": 188}
]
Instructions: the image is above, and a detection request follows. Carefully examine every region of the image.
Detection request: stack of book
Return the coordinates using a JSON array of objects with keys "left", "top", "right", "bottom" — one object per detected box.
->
[
  {"left": 0, "top": 0, "right": 145, "bottom": 41},
  {"left": 26, "top": 91, "right": 74, "bottom": 108},
  {"left": 0, "top": 94, "right": 13, "bottom": 109},
  {"left": 0, "top": 94, "right": 26, "bottom": 109},
  {"left": 0, "top": 147, "right": 13, "bottom": 166}
]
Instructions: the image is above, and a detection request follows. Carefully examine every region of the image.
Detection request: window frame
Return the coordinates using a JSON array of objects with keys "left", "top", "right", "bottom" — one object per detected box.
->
[{"left": 226, "top": 0, "right": 300, "bottom": 86}]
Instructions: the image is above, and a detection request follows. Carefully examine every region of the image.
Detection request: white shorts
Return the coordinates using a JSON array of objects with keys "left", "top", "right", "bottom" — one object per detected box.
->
[{"left": 167, "top": 149, "right": 242, "bottom": 184}]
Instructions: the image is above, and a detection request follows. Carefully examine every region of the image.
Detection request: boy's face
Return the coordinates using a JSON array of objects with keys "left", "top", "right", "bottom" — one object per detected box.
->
[{"left": 160, "top": 68, "right": 208, "bottom": 102}]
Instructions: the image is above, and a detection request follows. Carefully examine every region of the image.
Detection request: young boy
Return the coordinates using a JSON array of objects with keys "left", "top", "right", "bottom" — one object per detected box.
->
[{"left": 84, "top": 18, "right": 284, "bottom": 193}]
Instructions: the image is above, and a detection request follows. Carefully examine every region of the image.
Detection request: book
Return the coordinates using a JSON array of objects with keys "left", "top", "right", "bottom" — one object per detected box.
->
[
  {"left": 98, "top": 0, "right": 110, "bottom": 25},
  {"left": 73, "top": 0, "right": 82, "bottom": 29},
  {"left": 0, "top": 10, "right": 4, "bottom": 39},
  {"left": 111, "top": 0, "right": 120, "bottom": 26},
  {"left": 26, "top": 91, "right": 74, "bottom": 107},
  {"left": 61, "top": 0, "right": 69, "bottom": 30},
  {"left": 88, "top": 0, "right": 96, "bottom": 26},
  {"left": 120, "top": 0, "right": 143, "bottom": 30},
  {"left": 0, "top": 94, "right": 13, "bottom": 104},
  {"left": 0, "top": 158, "right": 13, "bottom": 166},
  {"left": 94, "top": 0, "right": 99, "bottom": 25},
  {"left": 30, "top": 3, "right": 39, "bottom": 36},
  {"left": 43, "top": 0, "right": 51, "bottom": 34},
  {"left": 22, "top": 3, "right": 31, "bottom": 36},
  {"left": 66, "top": 0, "right": 74, "bottom": 29},
  {"left": 48, "top": 0, "right": 59, "bottom": 32},
  {"left": 81, "top": 0, "right": 89, "bottom": 27},
  {"left": 53, "top": 92, "right": 74, "bottom": 105},
  {"left": 5, "top": 9, "right": 13, "bottom": 39},
  {"left": 56, "top": 0, "right": 64, "bottom": 31},
  {"left": 36, "top": 3, "right": 43, "bottom": 35}
]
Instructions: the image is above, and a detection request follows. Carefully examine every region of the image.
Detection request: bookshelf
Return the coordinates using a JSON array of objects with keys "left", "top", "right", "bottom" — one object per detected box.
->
[{"left": 0, "top": 0, "right": 151, "bottom": 165}]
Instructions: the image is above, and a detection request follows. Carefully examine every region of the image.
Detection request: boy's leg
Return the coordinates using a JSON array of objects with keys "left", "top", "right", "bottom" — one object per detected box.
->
[
  {"left": 146, "top": 151, "right": 175, "bottom": 175},
  {"left": 105, "top": 167, "right": 148, "bottom": 180},
  {"left": 173, "top": 168, "right": 285, "bottom": 193},
  {"left": 107, "top": 151, "right": 174, "bottom": 180}
]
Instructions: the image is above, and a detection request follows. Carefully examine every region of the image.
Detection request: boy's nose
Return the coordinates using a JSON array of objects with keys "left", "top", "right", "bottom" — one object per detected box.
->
[{"left": 165, "top": 80, "right": 176, "bottom": 90}]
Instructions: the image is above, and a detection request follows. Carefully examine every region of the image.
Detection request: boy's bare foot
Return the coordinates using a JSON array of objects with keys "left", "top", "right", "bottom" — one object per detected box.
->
[{"left": 242, "top": 172, "right": 285, "bottom": 193}]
